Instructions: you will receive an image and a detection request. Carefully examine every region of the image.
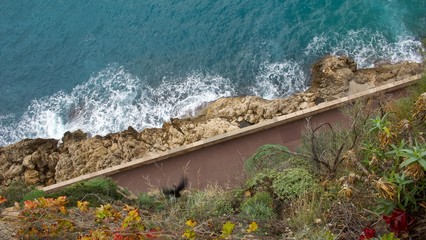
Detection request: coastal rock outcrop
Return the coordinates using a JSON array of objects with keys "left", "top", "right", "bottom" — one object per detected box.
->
[
  {"left": 0, "top": 138, "right": 58, "bottom": 186},
  {"left": 0, "top": 56, "right": 423, "bottom": 186},
  {"left": 309, "top": 55, "right": 356, "bottom": 100},
  {"left": 308, "top": 55, "right": 423, "bottom": 100}
]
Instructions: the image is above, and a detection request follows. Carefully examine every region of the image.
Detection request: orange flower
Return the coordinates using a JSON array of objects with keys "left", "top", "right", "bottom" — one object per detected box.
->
[
  {"left": 24, "top": 200, "right": 38, "bottom": 209},
  {"left": 0, "top": 196, "right": 7, "bottom": 204}
]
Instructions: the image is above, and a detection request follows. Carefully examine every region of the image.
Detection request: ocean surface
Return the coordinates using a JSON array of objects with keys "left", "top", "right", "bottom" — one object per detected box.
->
[{"left": 1, "top": 0, "right": 425, "bottom": 146}]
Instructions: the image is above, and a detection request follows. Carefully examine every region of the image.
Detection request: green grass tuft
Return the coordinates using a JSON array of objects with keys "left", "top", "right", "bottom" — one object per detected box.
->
[
  {"left": 47, "top": 177, "right": 125, "bottom": 207},
  {"left": 239, "top": 191, "right": 276, "bottom": 221}
]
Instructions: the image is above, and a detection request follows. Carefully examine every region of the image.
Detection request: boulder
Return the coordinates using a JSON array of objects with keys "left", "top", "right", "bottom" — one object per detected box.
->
[
  {"left": 0, "top": 138, "right": 58, "bottom": 186},
  {"left": 309, "top": 56, "right": 423, "bottom": 100},
  {"left": 354, "top": 61, "right": 423, "bottom": 85},
  {"left": 309, "top": 55, "right": 356, "bottom": 100},
  {"left": 24, "top": 170, "right": 40, "bottom": 185}
]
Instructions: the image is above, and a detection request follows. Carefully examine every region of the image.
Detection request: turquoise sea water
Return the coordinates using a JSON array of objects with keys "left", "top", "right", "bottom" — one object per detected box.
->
[{"left": 0, "top": 0, "right": 425, "bottom": 146}]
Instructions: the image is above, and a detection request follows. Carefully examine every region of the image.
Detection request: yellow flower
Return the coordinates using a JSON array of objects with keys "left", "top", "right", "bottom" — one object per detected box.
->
[
  {"left": 182, "top": 229, "right": 196, "bottom": 239},
  {"left": 221, "top": 221, "right": 235, "bottom": 238},
  {"left": 59, "top": 206, "right": 68, "bottom": 215},
  {"left": 186, "top": 219, "right": 197, "bottom": 228},
  {"left": 77, "top": 201, "right": 89, "bottom": 212},
  {"left": 247, "top": 221, "right": 258, "bottom": 233}
]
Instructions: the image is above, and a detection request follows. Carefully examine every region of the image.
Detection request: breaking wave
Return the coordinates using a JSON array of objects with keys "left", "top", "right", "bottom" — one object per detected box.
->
[
  {"left": 0, "top": 66, "right": 235, "bottom": 145},
  {"left": 304, "top": 29, "right": 423, "bottom": 69}
]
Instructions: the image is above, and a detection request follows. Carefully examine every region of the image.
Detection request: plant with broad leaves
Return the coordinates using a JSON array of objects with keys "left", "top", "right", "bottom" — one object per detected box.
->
[
  {"left": 246, "top": 221, "right": 258, "bottom": 233},
  {"left": 359, "top": 227, "right": 375, "bottom": 240},
  {"left": 385, "top": 172, "right": 426, "bottom": 212},
  {"left": 380, "top": 232, "right": 400, "bottom": 240},
  {"left": 399, "top": 142, "right": 426, "bottom": 171},
  {"left": 77, "top": 200, "right": 89, "bottom": 212},
  {"left": 220, "top": 221, "right": 235, "bottom": 239},
  {"left": 182, "top": 219, "right": 196, "bottom": 240},
  {"left": 369, "top": 114, "right": 391, "bottom": 134},
  {"left": 383, "top": 209, "right": 414, "bottom": 238},
  {"left": 17, "top": 196, "right": 75, "bottom": 239},
  {"left": 369, "top": 113, "right": 396, "bottom": 148},
  {"left": 95, "top": 203, "right": 121, "bottom": 223}
]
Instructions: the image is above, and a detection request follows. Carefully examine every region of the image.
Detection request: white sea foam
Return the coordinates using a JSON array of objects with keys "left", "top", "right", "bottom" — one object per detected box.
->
[
  {"left": 1, "top": 29, "right": 423, "bottom": 146},
  {"left": 304, "top": 29, "right": 424, "bottom": 68},
  {"left": 251, "top": 60, "right": 307, "bottom": 99},
  {"left": 0, "top": 66, "right": 235, "bottom": 146}
]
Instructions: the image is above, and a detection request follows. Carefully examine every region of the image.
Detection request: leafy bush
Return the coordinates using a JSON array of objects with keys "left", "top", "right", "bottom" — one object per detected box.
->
[
  {"left": 239, "top": 191, "right": 275, "bottom": 221},
  {"left": 272, "top": 168, "right": 319, "bottom": 200},
  {"left": 245, "top": 170, "right": 277, "bottom": 193},
  {"left": 377, "top": 172, "right": 426, "bottom": 212},
  {"left": 246, "top": 168, "right": 319, "bottom": 200},
  {"left": 244, "top": 144, "right": 308, "bottom": 177},
  {"left": 0, "top": 180, "right": 32, "bottom": 207},
  {"left": 22, "top": 189, "right": 46, "bottom": 202},
  {"left": 185, "top": 185, "right": 234, "bottom": 220},
  {"left": 137, "top": 192, "right": 162, "bottom": 211}
]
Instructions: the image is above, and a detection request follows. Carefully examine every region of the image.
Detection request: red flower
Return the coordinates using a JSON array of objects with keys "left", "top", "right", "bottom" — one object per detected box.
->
[
  {"left": 113, "top": 233, "right": 124, "bottom": 240},
  {"left": 383, "top": 209, "right": 414, "bottom": 237},
  {"left": 359, "top": 227, "right": 376, "bottom": 240}
]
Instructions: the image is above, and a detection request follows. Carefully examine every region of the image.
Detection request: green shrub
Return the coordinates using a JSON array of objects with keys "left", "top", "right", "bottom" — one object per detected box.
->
[
  {"left": 185, "top": 185, "right": 234, "bottom": 220},
  {"left": 244, "top": 144, "right": 290, "bottom": 176},
  {"left": 0, "top": 180, "right": 32, "bottom": 207},
  {"left": 137, "top": 192, "right": 156, "bottom": 209},
  {"left": 137, "top": 192, "right": 166, "bottom": 212},
  {"left": 272, "top": 168, "right": 319, "bottom": 200},
  {"left": 246, "top": 168, "right": 319, "bottom": 201},
  {"left": 245, "top": 169, "right": 277, "bottom": 194},
  {"left": 22, "top": 189, "right": 46, "bottom": 202},
  {"left": 245, "top": 144, "right": 310, "bottom": 177},
  {"left": 48, "top": 177, "right": 125, "bottom": 207},
  {"left": 239, "top": 191, "right": 275, "bottom": 221}
]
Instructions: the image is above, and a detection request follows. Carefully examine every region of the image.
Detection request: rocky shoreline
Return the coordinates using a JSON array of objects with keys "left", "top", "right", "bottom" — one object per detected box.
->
[{"left": 0, "top": 56, "right": 423, "bottom": 187}]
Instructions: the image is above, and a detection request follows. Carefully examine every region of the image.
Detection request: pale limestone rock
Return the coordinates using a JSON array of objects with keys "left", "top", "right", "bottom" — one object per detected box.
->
[
  {"left": 5, "top": 165, "right": 24, "bottom": 180},
  {"left": 24, "top": 170, "right": 40, "bottom": 185},
  {"left": 299, "top": 102, "right": 310, "bottom": 110},
  {"left": 22, "top": 155, "right": 35, "bottom": 169}
]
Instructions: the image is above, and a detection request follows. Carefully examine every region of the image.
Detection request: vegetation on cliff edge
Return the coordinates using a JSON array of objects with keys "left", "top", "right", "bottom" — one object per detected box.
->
[{"left": 1, "top": 74, "right": 426, "bottom": 239}]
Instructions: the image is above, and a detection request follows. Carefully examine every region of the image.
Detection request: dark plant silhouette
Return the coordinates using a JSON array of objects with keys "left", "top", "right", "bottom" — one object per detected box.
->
[{"left": 162, "top": 177, "right": 188, "bottom": 198}]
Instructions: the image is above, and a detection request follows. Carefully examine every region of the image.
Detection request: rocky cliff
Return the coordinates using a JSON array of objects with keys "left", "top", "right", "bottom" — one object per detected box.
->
[{"left": 0, "top": 56, "right": 423, "bottom": 187}]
